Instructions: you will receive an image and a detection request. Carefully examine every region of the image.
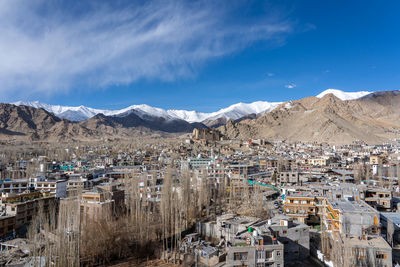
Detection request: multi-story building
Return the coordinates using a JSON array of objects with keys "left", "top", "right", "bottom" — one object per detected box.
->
[
  {"left": 1, "top": 191, "right": 55, "bottom": 229},
  {"left": 266, "top": 159, "right": 278, "bottom": 169},
  {"left": 278, "top": 171, "right": 299, "bottom": 184},
  {"left": 283, "top": 192, "right": 325, "bottom": 224},
  {"left": 253, "top": 215, "right": 310, "bottom": 263},
  {"left": 0, "top": 179, "right": 29, "bottom": 194},
  {"left": 363, "top": 189, "right": 392, "bottom": 211},
  {"left": 80, "top": 191, "right": 114, "bottom": 221},
  {"left": 30, "top": 175, "right": 67, "bottom": 198},
  {"left": 334, "top": 234, "right": 392, "bottom": 267},
  {"left": 321, "top": 199, "right": 388, "bottom": 267},
  {"left": 67, "top": 174, "right": 89, "bottom": 189},
  {"left": 80, "top": 183, "right": 124, "bottom": 220},
  {"left": 35, "top": 180, "right": 67, "bottom": 198},
  {"left": 188, "top": 157, "right": 213, "bottom": 169},
  {"left": 226, "top": 238, "right": 284, "bottom": 267}
]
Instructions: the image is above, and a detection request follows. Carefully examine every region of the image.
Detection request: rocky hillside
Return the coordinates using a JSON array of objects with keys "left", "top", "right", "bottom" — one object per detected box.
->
[
  {"left": 218, "top": 91, "right": 400, "bottom": 144},
  {"left": 0, "top": 103, "right": 198, "bottom": 141}
]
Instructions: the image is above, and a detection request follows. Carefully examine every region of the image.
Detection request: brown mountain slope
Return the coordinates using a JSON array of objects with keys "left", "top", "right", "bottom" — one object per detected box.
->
[
  {"left": 218, "top": 93, "right": 400, "bottom": 144},
  {"left": 0, "top": 103, "right": 104, "bottom": 141},
  {"left": 80, "top": 114, "right": 168, "bottom": 139},
  {"left": 0, "top": 104, "right": 180, "bottom": 141}
]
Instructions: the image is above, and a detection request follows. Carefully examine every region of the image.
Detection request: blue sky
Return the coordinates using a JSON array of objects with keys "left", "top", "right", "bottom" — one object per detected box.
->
[{"left": 1, "top": 0, "right": 399, "bottom": 111}]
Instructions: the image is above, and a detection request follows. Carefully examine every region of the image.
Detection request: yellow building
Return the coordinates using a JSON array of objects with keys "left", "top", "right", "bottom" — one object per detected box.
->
[
  {"left": 370, "top": 155, "right": 384, "bottom": 165},
  {"left": 283, "top": 195, "right": 326, "bottom": 224},
  {"left": 308, "top": 157, "right": 330, "bottom": 166}
]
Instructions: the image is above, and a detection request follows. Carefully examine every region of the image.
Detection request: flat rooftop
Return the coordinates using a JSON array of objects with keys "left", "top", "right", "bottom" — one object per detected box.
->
[
  {"left": 381, "top": 212, "right": 400, "bottom": 225},
  {"left": 217, "top": 214, "right": 259, "bottom": 226},
  {"left": 331, "top": 200, "right": 376, "bottom": 214},
  {"left": 345, "top": 235, "right": 391, "bottom": 249}
]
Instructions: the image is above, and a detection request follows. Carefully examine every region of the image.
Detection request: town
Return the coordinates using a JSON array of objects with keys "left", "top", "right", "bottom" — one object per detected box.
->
[
  {"left": 1, "top": 0, "right": 398, "bottom": 266},
  {"left": 0, "top": 129, "right": 397, "bottom": 267}
]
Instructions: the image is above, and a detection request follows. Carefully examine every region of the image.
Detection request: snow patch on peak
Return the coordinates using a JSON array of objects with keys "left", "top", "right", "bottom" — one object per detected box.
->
[
  {"left": 167, "top": 110, "right": 208, "bottom": 123},
  {"left": 284, "top": 102, "right": 293, "bottom": 109},
  {"left": 205, "top": 101, "right": 282, "bottom": 121},
  {"left": 316, "top": 89, "right": 372, "bottom": 101}
]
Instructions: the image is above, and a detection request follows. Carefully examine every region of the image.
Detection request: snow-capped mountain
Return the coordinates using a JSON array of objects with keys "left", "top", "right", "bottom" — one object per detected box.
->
[
  {"left": 109, "top": 102, "right": 282, "bottom": 123},
  {"left": 12, "top": 89, "right": 374, "bottom": 123},
  {"left": 203, "top": 101, "right": 281, "bottom": 122},
  {"left": 316, "top": 89, "right": 372, "bottom": 100},
  {"left": 12, "top": 101, "right": 110, "bottom": 121},
  {"left": 12, "top": 100, "right": 282, "bottom": 123}
]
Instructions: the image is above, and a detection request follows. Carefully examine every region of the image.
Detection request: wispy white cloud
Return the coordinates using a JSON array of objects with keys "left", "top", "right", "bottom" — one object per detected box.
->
[
  {"left": 0, "top": 0, "right": 293, "bottom": 96},
  {"left": 285, "top": 83, "right": 296, "bottom": 89},
  {"left": 266, "top": 72, "right": 275, "bottom": 77}
]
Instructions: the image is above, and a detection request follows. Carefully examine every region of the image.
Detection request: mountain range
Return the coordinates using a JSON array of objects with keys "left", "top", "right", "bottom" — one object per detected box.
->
[
  {"left": 12, "top": 89, "right": 368, "bottom": 124},
  {"left": 12, "top": 100, "right": 281, "bottom": 126},
  {"left": 5, "top": 88, "right": 400, "bottom": 144}
]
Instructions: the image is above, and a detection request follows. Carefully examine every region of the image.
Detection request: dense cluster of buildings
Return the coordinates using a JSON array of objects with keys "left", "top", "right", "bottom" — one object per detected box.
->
[{"left": 0, "top": 138, "right": 399, "bottom": 266}]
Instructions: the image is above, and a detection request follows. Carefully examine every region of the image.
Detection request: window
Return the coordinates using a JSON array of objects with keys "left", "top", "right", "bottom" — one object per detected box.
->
[
  {"left": 376, "top": 251, "right": 387, "bottom": 259},
  {"left": 352, "top": 248, "right": 366, "bottom": 258},
  {"left": 233, "top": 252, "right": 248, "bottom": 261},
  {"left": 265, "top": 251, "right": 273, "bottom": 259},
  {"left": 257, "top": 250, "right": 265, "bottom": 259},
  {"left": 276, "top": 251, "right": 281, "bottom": 257}
]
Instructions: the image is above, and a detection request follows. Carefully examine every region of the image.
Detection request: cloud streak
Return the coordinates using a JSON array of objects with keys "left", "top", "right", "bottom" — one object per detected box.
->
[
  {"left": 285, "top": 83, "right": 296, "bottom": 89},
  {"left": 0, "top": 0, "right": 293, "bottom": 96}
]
